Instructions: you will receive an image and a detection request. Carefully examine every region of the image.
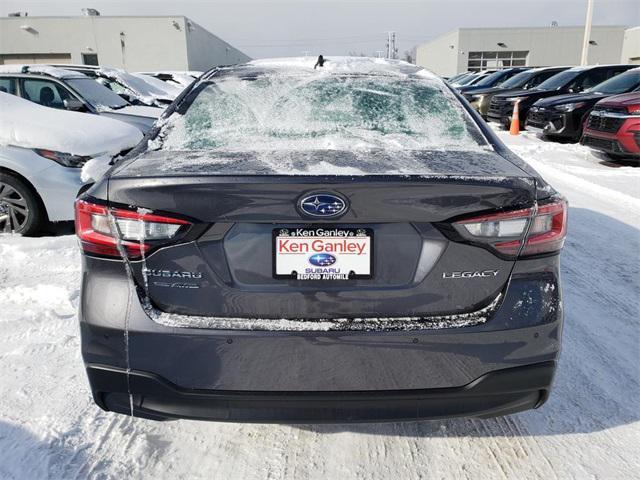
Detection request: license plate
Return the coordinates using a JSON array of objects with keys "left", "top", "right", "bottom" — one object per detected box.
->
[{"left": 273, "top": 227, "right": 373, "bottom": 280}]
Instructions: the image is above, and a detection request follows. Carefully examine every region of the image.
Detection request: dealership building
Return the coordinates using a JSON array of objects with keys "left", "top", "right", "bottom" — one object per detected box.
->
[
  {"left": 415, "top": 25, "right": 638, "bottom": 77},
  {"left": 0, "top": 12, "right": 251, "bottom": 71}
]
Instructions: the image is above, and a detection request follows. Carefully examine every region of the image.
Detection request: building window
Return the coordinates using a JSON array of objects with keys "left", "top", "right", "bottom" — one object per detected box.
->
[
  {"left": 82, "top": 53, "right": 99, "bottom": 66},
  {"left": 467, "top": 51, "right": 528, "bottom": 71}
]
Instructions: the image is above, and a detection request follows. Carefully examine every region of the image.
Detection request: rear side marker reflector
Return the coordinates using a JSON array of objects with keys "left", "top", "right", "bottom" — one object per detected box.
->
[
  {"left": 75, "top": 200, "right": 191, "bottom": 258},
  {"left": 453, "top": 200, "right": 567, "bottom": 257}
]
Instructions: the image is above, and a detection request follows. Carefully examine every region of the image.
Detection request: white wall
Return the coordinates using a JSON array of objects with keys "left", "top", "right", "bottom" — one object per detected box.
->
[
  {"left": 416, "top": 26, "right": 628, "bottom": 75},
  {"left": 620, "top": 27, "right": 640, "bottom": 64},
  {"left": 185, "top": 19, "right": 251, "bottom": 70},
  {"left": 0, "top": 16, "right": 249, "bottom": 70},
  {"left": 415, "top": 30, "right": 459, "bottom": 77}
]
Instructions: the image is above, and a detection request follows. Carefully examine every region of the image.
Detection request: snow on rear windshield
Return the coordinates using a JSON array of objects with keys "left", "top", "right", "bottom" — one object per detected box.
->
[{"left": 156, "top": 73, "right": 487, "bottom": 152}]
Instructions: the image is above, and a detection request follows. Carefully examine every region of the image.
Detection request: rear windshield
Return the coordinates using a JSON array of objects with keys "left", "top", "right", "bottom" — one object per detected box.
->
[{"left": 155, "top": 73, "right": 486, "bottom": 152}]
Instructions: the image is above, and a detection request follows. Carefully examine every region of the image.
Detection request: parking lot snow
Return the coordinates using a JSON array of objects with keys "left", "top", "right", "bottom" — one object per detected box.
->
[{"left": 0, "top": 130, "right": 638, "bottom": 479}]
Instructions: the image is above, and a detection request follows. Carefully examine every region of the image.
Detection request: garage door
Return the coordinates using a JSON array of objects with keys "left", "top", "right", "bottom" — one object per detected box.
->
[{"left": 0, "top": 53, "right": 72, "bottom": 65}]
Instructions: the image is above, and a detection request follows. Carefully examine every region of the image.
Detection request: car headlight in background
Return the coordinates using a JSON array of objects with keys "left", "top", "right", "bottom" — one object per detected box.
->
[
  {"left": 554, "top": 102, "right": 586, "bottom": 113},
  {"left": 627, "top": 105, "right": 640, "bottom": 115},
  {"left": 33, "top": 149, "right": 92, "bottom": 168}
]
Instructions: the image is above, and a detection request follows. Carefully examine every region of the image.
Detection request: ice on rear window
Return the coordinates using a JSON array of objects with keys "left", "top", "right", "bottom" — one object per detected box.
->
[{"left": 154, "top": 70, "right": 487, "bottom": 158}]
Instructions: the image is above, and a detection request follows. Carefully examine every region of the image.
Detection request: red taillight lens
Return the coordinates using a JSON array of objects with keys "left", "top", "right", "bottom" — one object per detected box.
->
[
  {"left": 520, "top": 201, "right": 567, "bottom": 256},
  {"left": 75, "top": 199, "right": 191, "bottom": 258},
  {"left": 453, "top": 199, "right": 567, "bottom": 257}
]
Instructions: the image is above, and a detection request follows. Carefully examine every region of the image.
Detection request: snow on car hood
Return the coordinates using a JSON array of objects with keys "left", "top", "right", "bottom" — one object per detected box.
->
[
  {"left": 0, "top": 92, "right": 143, "bottom": 181},
  {"left": 0, "top": 92, "right": 142, "bottom": 155},
  {"left": 105, "top": 105, "right": 163, "bottom": 119}
]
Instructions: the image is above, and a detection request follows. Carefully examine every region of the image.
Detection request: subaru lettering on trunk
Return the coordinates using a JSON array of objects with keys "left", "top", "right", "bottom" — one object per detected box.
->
[{"left": 76, "top": 57, "right": 566, "bottom": 423}]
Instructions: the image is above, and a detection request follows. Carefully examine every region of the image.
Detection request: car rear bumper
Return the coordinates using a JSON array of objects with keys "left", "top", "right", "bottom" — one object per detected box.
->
[
  {"left": 80, "top": 254, "right": 562, "bottom": 421},
  {"left": 86, "top": 361, "right": 556, "bottom": 423}
]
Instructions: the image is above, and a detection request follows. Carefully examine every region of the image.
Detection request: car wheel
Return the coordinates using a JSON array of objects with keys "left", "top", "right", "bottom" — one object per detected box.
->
[{"left": 0, "top": 173, "right": 46, "bottom": 235}]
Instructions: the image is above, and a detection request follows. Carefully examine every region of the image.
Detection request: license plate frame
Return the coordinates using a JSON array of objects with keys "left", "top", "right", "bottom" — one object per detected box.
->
[{"left": 272, "top": 227, "right": 374, "bottom": 280}]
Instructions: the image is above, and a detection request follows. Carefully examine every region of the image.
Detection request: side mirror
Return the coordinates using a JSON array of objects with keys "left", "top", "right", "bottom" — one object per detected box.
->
[{"left": 63, "top": 98, "right": 85, "bottom": 111}]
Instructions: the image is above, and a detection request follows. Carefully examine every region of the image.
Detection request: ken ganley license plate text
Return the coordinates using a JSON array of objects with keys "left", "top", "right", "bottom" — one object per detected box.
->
[{"left": 274, "top": 228, "right": 373, "bottom": 280}]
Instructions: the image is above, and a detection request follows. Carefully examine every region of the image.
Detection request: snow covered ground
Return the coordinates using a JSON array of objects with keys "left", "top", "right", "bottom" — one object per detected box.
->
[{"left": 0, "top": 130, "right": 638, "bottom": 479}]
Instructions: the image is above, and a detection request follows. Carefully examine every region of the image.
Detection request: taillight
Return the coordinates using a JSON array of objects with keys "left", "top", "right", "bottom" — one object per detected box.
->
[
  {"left": 453, "top": 199, "right": 567, "bottom": 258},
  {"left": 75, "top": 199, "right": 191, "bottom": 258}
]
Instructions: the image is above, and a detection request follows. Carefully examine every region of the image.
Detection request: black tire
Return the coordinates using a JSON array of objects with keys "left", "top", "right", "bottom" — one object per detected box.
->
[{"left": 0, "top": 172, "right": 47, "bottom": 236}]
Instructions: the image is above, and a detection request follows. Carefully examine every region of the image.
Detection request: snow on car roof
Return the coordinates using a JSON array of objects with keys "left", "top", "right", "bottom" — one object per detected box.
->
[
  {"left": 0, "top": 64, "right": 87, "bottom": 79},
  {"left": 243, "top": 56, "right": 440, "bottom": 80},
  {"left": 0, "top": 92, "right": 142, "bottom": 157}
]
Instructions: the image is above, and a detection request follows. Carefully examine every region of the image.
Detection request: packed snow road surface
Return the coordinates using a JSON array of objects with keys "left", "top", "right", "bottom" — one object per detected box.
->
[{"left": 0, "top": 130, "right": 638, "bottom": 479}]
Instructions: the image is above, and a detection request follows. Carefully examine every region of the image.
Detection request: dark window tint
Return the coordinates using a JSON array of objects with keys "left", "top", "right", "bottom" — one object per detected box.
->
[
  {"left": 591, "top": 70, "right": 640, "bottom": 94},
  {"left": 526, "top": 69, "right": 565, "bottom": 88},
  {"left": 569, "top": 69, "right": 611, "bottom": 92},
  {"left": 474, "top": 70, "right": 507, "bottom": 87},
  {"left": 536, "top": 69, "right": 583, "bottom": 90},
  {"left": 66, "top": 78, "right": 128, "bottom": 109},
  {"left": 21, "top": 78, "right": 73, "bottom": 109},
  {"left": 0, "top": 77, "right": 17, "bottom": 95}
]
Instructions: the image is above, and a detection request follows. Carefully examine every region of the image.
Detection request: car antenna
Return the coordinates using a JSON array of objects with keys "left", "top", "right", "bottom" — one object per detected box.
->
[{"left": 314, "top": 55, "right": 326, "bottom": 70}]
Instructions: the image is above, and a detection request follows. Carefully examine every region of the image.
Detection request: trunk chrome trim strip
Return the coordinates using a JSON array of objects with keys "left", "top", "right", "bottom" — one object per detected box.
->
[{"left": 144, "top": 293, "right": 503, "bottom": 332}]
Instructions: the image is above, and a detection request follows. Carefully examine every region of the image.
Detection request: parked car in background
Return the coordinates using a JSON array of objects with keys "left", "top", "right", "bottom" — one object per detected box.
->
[
  {"left": 445, "top": 71, "right": 471, "bottom": 84},
  {"left": 488, "top": 64, "right": 636, "bottom": 129},
  {"left": 0, "top": 92, "right": 141, "bottom": 234},
  {"left": 0, "top": 65, "right": 162, "bottom": 134},
  {"left": 137, "top": 71, "right": 203, "bottom": 89},
  {"left": 581, "top": 92, "right": 640, "bottom": 158},
  {"left": 77, "top": 57, "right": 566, "bottom": 423},
  {"left": 51, "top": 64, "right": 181, "bottom": 107},
  {"left": 456, "top": 67, "right": 530, "bottom": 95},
  {"left": 527, "top": 68, "right": 640, "bottom": 142},
  {"left": 463, "top": 66, "right": 570, "bottom": 119},
  {"left": 449, "top": 70, "right": 498, "bottom": 87}
]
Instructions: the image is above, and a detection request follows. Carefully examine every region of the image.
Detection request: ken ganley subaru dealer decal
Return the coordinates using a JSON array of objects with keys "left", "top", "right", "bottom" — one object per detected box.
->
[{"left": 274, "top": 228, "right": 373, "bottom": 280}]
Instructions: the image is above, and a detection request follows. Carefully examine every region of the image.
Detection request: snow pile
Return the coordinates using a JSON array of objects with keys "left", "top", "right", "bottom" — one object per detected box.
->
[{"left": 0, "top": 93, "right": 142, "bottom": 180}]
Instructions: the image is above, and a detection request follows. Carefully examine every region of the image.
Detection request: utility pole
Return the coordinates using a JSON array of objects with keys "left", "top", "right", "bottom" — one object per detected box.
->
[
  {"left": 385, "top": 31, "right": 397, "bottom": 59},
  {"left": 580, "top": 0, "right": 594, "bottom": 66}
]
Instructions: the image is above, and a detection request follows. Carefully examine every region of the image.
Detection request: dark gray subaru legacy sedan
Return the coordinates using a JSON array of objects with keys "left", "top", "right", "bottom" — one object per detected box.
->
[{"left": 76, "top": 57, "right": 566, "bottom": 423}]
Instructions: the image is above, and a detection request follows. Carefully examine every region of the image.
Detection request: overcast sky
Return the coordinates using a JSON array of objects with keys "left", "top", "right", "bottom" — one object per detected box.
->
[{"left": 1, "top": 0, "right": 637, "bottom": 58}]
